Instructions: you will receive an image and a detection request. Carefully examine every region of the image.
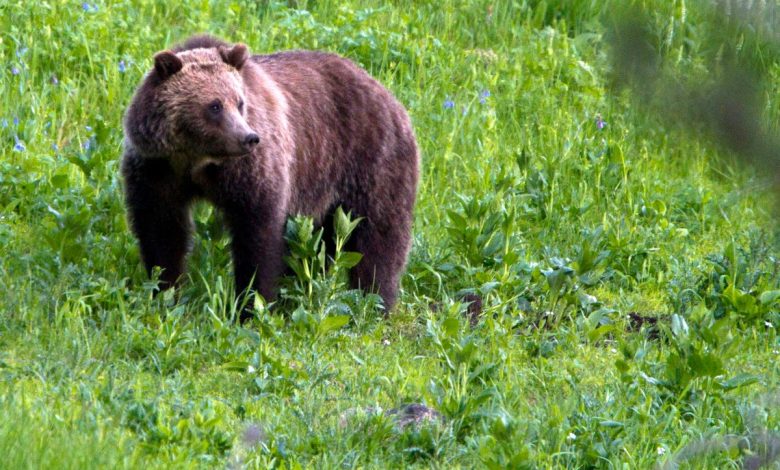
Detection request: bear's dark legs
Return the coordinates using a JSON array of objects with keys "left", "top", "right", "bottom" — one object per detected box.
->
[
  {"left": 348, "top": 220, "right": 411, "bottom": 312},
  {"left": 230, "top": 224, "right": 286, "bottom": 301},
  {"left": 225, "top": 207, "right": 287, "bottom": 321},
  {"left": 136, "top": 208, "right": 192, "bottom": 289},
  {"left": 123, "top": 158, "right": 193, "bottom": 290}
]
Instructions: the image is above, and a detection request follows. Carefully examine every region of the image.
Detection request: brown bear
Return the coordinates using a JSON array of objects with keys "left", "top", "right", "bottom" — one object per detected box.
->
[{"left": 122, "top": 35, "right": 419, "bottom": 318}]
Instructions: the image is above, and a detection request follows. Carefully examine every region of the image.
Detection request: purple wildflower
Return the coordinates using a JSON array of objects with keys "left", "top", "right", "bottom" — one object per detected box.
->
[
  {"left": 479, "top": 89, "right": 490, "bottom": 104},
  {"left": 52, "top": 143, "right": 59, "bottom": 151},
  {"left": 13, "top": 117, "right": 19, "bottom": 127},
  {"left": 51, "top": 75, "right": 59, "bottom": 85},
  {"left": 85, "top": 125, "right": 93, "bottom": 132},
  {"left": 595, "top": 114, "right": 606, "bottom": 130},
  {"left": 118, "top": 60, "right": 126, "bottom": 73},
  {"left": 13, "top": 137, "right": 25, "bottom": 152},
  {"left": 242, "top": 424, "right": 266, "bottom": 447},
  {"left": 443, "top": 98, "right": 455, "bottom": 109},
  {"left": 11, "top": 66, "right": 20, "bottom": 75},
  {"left": 82, "top": 3, "right": 98, "bottom": 12}
]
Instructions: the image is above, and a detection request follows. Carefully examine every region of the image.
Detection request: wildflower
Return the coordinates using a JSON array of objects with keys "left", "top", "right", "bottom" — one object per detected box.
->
[
  {"left": 595, "top": 114, "right": 607, "bottom": 130},
  {"left": 11, "top": 66, "right": 20, "bottom": 75},
  {"left": 15, "top": 47, "right": 28, "bottom": 58},
  {"left": 13, "top": 137, "right": 25, "bottom": 152},
  {"left": 242, "top": 424, "right": 266, "bottom": 447},
  {"left": 13, "top": 117, "right": 19, "bottom": 127},
  {"left": 567, "top": 432, "right": 576, "bottom": 441},
  {"left": 765, "top": 321, "right": 774, "bottom": 328},
  {"left": 657, "top": 446, "right": 666, "bottom": 456},
  {"left": 50, "top": 75, "right": 59, "bottom": 85},
  {"left": 479, "top": 89, "right": 490, "bottom": 104},
  {"left": 51, "top": 143, "right": 59, "bottom": 152},
  {"left": 118, "top": 60, "right": 126, "bottom": 73},
  {"left": 85, "top": 125, "right": 93, "bottom": 132},
  {"left": 82, "top": 3, "right": 98, "bottom": 12},
  {"left": 443, "top": 98, "right": 455, "bottom": 109},
  {"left": 1, "top": 119, "right": 7, "bottom": 128}
]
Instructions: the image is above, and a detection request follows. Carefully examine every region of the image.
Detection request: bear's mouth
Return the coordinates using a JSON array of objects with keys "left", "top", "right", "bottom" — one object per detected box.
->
[
  {"left": 209, "top": 148, "right": 253, "bottom": 159},
  {"left": 223, "top": 150, "right": 253, "bottom": 158}
]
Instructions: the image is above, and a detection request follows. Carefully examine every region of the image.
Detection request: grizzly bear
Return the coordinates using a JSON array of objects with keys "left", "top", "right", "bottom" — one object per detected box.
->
[{"left": 122, "top": 35, "right": 418, "bottom": 318}]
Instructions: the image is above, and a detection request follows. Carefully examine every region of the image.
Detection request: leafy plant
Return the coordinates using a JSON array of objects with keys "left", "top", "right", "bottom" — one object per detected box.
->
[{"left": 281, "top": 207, "right": 380, "bottom": 334}]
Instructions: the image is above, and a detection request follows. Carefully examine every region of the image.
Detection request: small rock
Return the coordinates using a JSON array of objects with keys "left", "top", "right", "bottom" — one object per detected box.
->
[
  {"left": 387, "top": 403, "right": 444, "bottom": 429},
  {"left": 627, "top": 312, "right": 660, "bottom": 339},
  {"left": 461, "top": 293, "right": 483, "bottom": 327}
]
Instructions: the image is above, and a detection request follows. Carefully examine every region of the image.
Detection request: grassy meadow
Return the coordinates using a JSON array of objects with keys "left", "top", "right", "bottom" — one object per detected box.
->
[{"left": 1, "top": 0, "right": 780, "bottom": 467}]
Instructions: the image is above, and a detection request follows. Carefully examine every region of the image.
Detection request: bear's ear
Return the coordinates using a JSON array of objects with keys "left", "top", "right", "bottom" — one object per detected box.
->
[
  {"left": 220, "top": 44, "right": 249, "bottom": 70},
  {"left": 153, "top": 51, "right": 183, "bottom": 80}
]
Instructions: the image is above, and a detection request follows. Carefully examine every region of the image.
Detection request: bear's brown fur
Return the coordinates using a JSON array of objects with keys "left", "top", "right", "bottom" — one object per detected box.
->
[{"left": 122, "top": 35, "right": 419, "bottom": 318}]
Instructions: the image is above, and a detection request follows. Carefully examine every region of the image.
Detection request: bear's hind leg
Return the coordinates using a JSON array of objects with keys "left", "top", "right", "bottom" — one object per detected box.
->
[{"left": 347, "top": 220, "right": 412, "bottom": 312}]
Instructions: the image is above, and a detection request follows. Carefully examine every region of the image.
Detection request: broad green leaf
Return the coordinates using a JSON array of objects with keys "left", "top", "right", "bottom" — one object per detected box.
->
[
  {"left": 337, "top": 251, "right": 363, "bottom": 269},
  {"left": 687, "top": 351, "right": 724, "bottom": 377},
  {"left": 442, "top": 317, "right": 460, "bottom": 337},
  {"left": 759, "top": 290, "right": 780, "bottom": 305},
  {"left": 718, "top": 373, "right": 760, "bottom": 391},
  {"left": 670, "top": 314, "right": 689, "bottom": 339},
  {"left": 320, "top": 315, "right": 350, "bottom": 334},
  {"left": 587, "top": 324, "right": 616, "bottom": 343}
]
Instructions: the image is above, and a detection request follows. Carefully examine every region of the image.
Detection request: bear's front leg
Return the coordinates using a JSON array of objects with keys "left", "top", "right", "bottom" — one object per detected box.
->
[
  {"left": 225, "top": 203, "right": 287, "bottom": 319},
  {"left": 122, "top": 156, "right": 193, "bottom": 291}
]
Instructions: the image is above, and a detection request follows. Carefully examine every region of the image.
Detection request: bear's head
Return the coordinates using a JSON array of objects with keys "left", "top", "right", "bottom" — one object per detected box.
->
[{"left": 125, "top": 43, "right": 260, "bottom": 162}]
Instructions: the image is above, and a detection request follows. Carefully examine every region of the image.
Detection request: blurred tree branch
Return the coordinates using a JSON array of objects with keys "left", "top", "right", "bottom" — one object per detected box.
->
[{"left": 607, "top": 1, "right": 780, "bottom": 196}]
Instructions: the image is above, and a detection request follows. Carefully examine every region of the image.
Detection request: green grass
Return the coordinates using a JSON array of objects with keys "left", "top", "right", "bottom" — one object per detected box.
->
[{"left": 1, "top": 0, "right": 779, "bottom": 468}]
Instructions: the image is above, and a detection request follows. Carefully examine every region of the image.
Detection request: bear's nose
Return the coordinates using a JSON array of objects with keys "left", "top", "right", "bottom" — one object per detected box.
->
[{"left": 242, "top": 133, "right": 260, "bottom": 149}]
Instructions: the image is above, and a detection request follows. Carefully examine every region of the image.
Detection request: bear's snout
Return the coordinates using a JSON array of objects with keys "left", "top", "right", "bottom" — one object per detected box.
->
[{"left": 242, "top": 133, "right": 260, "bottom": 150}]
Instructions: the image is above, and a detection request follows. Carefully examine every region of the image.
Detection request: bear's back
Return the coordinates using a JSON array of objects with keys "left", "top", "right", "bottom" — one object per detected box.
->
[{"left": 248, "top": 50, "right": 417, "bottom": 219}]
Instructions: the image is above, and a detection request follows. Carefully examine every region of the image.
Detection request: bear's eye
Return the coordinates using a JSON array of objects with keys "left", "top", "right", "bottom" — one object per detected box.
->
[
  {"left": 208, "top": 101, "right": 223, "bottom": 115},
  {"left": 237, "top": 100, "right": 245, "bottom": 112}
]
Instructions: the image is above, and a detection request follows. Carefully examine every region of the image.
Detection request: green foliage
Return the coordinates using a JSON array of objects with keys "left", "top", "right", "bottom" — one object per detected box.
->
[
  {"left": 1, "top": 0, "right": 779, "bottom": 468},
  {"left": 280, "top": 207, "right": 382, "bottom": 334}
]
